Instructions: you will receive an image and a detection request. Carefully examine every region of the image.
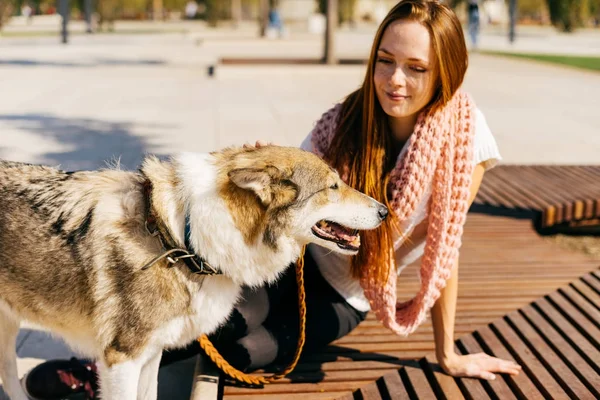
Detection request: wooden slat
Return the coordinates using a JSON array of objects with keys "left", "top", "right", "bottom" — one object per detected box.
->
[
  {"left": 535, "top": 167, "right": 591, "bottom": 220},
  {"left": 355, "top": 381, "right": 382, "bottom": 400},
  {"left": 490, "top": 318, "right": 568, "bottom": 398},
  {"left": 259, "top": 368, "right": 401, "bottom": 384},
  {"left": 423, "top": 356, "right": 465, "bottom": 400},
  {"left": 225, "top": 393, "right": 347, "bottom": 400},
  {"left": 546, "top": 291, "right": 600, "bottom": 349},
  {"left": 495, "top": 167, "right": 569, "bottom": 224},
  {"left": 505, "top": 311, "right": 594, "bottom": 399},
  {"left": 559, "top": 286, "right": 600, "bottom": 324},
  {"left": 511, "top": 167, "right": 572, "bottom": 224},
  {"left": 477, "top": 171, "right": 533, "bottom": 210},
  {"left": 531, "top": 166, "right": 588, "bottom": 220},
  {"left": 225, "top": 381, "right": 372, "bottom": 395},
  {"left": 533, "top": 298, "right": 600, "bottom": 373},
  {"left": 474, "top": 165, "right": 600, "bottom": 229},
  {"left": 570, "top": 280, "right": 600, "bottom": 309},
  {"left": 486, "top": 167, "right": 549, "bottom": 211},
  {"left": 401, "top": 365, "right": 437, "bottom": 399},
  {"left": 454, "top": 377, "right": 488, "bottom": 400},
  {"left": 581, "top": 273, "right": 600, "bottom": 294},
  {"left": 475, "top": 326, "right": 544, "bottom": 399},
  {"left": 380, "top": 370, "right": 410, "bottom": 400},
  {"left": 520, "top": 304, "right": 600, "bottom": 397}
]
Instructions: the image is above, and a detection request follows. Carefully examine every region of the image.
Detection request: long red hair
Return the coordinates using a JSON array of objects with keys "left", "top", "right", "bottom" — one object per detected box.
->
[{"left": 324, "top": 0, "right": 469, "bottom": 283}]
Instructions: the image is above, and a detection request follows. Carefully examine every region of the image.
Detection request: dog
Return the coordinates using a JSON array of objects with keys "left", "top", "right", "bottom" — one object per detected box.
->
[{"left": 0, "top": 145, "right": 388, "bottom": 400}]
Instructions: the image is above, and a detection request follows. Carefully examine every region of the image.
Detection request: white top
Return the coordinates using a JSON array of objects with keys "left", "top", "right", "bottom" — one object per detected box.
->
[{"left": 300, "top": 107, "right": 502, "bottom": 312}]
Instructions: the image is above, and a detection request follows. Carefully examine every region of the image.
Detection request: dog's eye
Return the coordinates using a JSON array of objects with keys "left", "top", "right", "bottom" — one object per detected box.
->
[{"left": 330, "top": 183, "right": 339, "bottom": 190}]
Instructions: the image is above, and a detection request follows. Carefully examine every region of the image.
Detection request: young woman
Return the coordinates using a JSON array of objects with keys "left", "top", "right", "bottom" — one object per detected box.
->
[{"left": 23, "top": 1, "right": 520, "bottom": 398}]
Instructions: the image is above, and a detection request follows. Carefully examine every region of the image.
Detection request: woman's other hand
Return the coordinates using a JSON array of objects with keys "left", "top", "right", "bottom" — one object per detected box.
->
[
  {"left": 243, "top": 140, "right": 273, "bottom": 149},
  {"left": 440, "top": 352, "right": 522, "bottom": 380}
]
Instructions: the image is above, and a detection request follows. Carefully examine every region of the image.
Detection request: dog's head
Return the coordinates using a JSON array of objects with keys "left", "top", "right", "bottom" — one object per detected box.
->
[
  {"left": 175, "top": 146, "right": 387, "bottom": 285},
  {"left": 220, "top": 146, "right": 387, "bottom": 253}
]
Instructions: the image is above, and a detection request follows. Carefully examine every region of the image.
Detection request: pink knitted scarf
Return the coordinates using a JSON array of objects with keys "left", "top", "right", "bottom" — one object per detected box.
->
[{"left": 311, "top": 90, "right": 475, "bottom": 336}]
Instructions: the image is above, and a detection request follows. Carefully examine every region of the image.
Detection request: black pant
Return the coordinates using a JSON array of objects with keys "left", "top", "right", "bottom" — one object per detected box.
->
[{"left": 160, "top": 251, "right": 367, "bottom": 370}]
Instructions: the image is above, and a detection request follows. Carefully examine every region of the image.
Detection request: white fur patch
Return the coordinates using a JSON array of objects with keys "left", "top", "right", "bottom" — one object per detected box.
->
[
  {"left": 176, "top": 153, "right": 300, "bottom": 287},
  {"left": 0, "top": 300, "right": 28, "bottom": 400}
]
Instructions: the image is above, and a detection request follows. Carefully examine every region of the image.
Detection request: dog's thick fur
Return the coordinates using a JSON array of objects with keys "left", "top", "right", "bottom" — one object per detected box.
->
[{"left": 0, "top": 146, "right": 387, "bottom": 400}]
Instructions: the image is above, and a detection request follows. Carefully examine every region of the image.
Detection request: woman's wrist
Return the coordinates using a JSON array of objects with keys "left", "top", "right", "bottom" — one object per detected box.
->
[{"left": 437, "top": 350, "right": 459, "bottom": 370}]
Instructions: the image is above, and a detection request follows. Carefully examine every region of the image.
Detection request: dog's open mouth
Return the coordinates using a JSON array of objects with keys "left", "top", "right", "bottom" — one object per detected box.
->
[{"left": 311, "top": 220, "right": 360, "bottom": 251}]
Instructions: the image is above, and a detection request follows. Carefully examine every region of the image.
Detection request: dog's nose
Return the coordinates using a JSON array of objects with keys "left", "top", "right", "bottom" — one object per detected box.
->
[{"left": 378, "top": 205, "right": 389, "bottom": 221}]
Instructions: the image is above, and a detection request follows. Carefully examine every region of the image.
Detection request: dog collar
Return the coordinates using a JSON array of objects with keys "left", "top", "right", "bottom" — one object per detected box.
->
[{"left": 141, "top": 179, "right": 222, "bottom": 276}]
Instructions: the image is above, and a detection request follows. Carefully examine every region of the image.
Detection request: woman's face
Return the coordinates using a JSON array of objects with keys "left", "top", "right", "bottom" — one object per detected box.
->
[{"left": 373, "top": 19, "right": 437, "bottom": 125}]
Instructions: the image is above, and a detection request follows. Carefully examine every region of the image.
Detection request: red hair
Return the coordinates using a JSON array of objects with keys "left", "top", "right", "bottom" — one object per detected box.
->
[{"left": 324, "top": 0, "right": 469, "bottom": 283}]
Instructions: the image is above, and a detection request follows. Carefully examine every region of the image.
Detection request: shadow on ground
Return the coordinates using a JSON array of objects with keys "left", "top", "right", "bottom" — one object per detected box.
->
[
  {"left": 217, "top": 344, "right": 418, "bottom": 388},
  {"left": 0, "top": 58, "right": 167, "bottom": 68},
  {"left": 0, "top": 113, "right": 172, "bottom": 170}
]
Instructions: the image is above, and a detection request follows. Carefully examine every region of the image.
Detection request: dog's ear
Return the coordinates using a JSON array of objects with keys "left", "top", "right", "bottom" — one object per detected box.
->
[{"left": 228, "top": 168, "right": 274, "bottom": 206}]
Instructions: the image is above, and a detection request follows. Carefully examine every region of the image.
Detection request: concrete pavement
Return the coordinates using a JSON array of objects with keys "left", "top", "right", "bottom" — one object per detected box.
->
[{"left": 1, "top": 33, "right": 598, "bottom": 168}]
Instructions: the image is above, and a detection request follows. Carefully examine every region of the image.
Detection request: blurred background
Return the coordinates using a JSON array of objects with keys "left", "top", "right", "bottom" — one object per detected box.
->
[{"left": 0, "top": 0, "right": 598, "bottom": 171}]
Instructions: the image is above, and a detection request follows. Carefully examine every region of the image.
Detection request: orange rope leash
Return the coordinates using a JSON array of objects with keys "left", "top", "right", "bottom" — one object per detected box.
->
[{"left": 198, "top": 246, "right": 307, "bottom": 385}]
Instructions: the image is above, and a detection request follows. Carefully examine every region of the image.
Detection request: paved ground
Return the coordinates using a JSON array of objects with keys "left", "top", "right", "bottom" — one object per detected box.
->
[
  {"left": 0, "top": 18, "right": 599, "bottom": 399},
  {"left": 1, "top": 22, "right": 599, "bottom": 170}
]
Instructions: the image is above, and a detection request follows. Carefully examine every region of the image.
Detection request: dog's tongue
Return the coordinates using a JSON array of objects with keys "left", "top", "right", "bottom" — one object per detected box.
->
[
  {"left": 314, "top": 220, "right": 360, "bottom": 247},
  {"left": 330, "top": 223, "right": 355, "bottom": 241}
]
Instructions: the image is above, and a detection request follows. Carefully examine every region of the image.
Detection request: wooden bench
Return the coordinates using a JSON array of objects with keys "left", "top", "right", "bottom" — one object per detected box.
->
[
  {"left": 473, "top": 165, "right": 600, "bottom": 234},
  {"left": 346, "top": 270, "right": 600, "bottom": 399}
]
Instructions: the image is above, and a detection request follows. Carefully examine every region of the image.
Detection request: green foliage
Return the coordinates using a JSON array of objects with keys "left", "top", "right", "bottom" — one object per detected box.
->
[
  {"left": 163, "top": 0, "right": 187, "bottom": 10},
  {"left": 204, "top": 0, "right": 230, "bottom": 25},
  {"left": 580, "top": 0, "right": 600, "bottom": 23},
  {"left": 546, "top": 0, "right": 599, "bottom": 31},
  {"left": 546, "top": 0, "right": 575, "bottom": 31},
  {"left": 318, "top": 0, "right": 358, "bottom": 24},
  {"left": 120, "top": 0, "right": 148, "bottom": 18},
  {"left": 339, "top": 0, "right": 356, "bottom": 24},
  {"left": 483, "top": 51, "right": 600, "bottom": 72},
  {"left": 0, "top": 0, "right": 16, "bottom": 29},
  {"left": 518, "top": 0, "right": 546, "bottom": 19},
  {"left": 591, "top": 0, "right": 600, "bottom": 15}
]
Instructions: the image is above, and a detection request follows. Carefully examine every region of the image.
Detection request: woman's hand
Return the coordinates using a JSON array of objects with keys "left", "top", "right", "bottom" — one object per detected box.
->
[
  {"left": 243, "top": 140, "right": 273, "bottom": 148},
  {"left": 440, "top": 352, "right": 522, "bottom": 380}
]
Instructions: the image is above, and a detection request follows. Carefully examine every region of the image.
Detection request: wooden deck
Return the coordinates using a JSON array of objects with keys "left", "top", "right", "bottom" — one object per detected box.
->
[
  {"left": 473, "top": 165, "right": 600, "bottom": 233},
  {"left": 346, "top": 270, "right": 600, "bottom": 400},
  {"left": 222, "top": 212, "right": 600, "bottom": 399}
]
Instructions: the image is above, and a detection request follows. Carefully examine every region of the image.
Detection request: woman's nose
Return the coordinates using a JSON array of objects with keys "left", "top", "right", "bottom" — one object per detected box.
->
[{"left": 390, "top": 66, "right": 406, "bottom": 87}]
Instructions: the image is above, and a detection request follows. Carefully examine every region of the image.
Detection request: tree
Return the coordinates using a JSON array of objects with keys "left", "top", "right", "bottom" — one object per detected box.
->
[
  {"left": 96, "top": 0, "right": 120, "bottom": 31},
  {"left": 546, "top": 0, "right": 575, "bottom": 31},
  {"left": 546, "top": 0, "right": 599, "bottom": 31},
  {"left": 318, "top": 0, "right": 356, "bottom": 25},
  {"left": 0, "top": 0, "right": 16, "bottom": 30},
  {"left": 518, "top": 0, "right": 547, "bottom": 22},
  {"left": 204, "top": 0, "right": 230, "bottom": 26}
]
